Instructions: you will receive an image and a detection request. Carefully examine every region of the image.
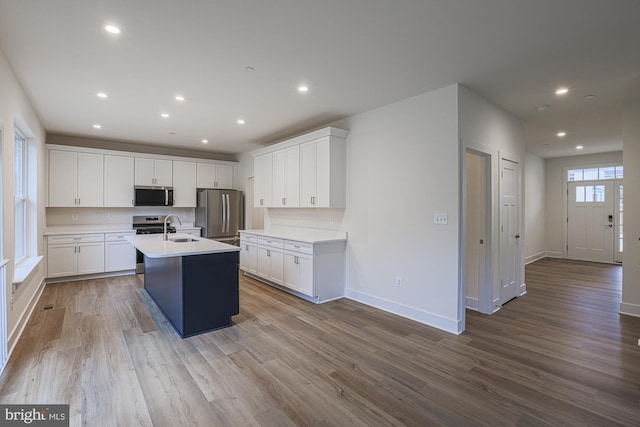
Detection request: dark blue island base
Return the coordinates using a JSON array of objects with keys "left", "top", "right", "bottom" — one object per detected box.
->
[{"left": 143, "top": 251, "right": 239, "bottom": 338}]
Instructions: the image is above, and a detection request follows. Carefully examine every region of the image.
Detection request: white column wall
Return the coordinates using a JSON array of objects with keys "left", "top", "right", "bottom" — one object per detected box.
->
[
  {"left": 621, "top": 102, "right": 640, "bottom": 316},
  {"left": 524, "top": 153, "right": 546, "bottom": 264}
]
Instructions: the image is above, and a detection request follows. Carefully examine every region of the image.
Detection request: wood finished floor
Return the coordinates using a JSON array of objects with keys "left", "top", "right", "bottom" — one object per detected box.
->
[{"left": 1, "top": 258, "right": 639, "bottom": 426}]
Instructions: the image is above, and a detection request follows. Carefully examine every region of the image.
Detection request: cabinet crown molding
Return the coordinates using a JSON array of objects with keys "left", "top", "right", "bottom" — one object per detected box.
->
[{"left": 250, "top": 127, "right": 349, "bottom": 157}]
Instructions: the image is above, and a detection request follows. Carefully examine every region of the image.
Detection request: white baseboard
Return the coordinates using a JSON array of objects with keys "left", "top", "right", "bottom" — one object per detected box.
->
[
  {"left": 525, "top": 252, "right": 546, "bottom": 265},
  {"left": 345, "top": 288, "right": 462, "bottom": 334},
  {"left": 45, "top": 269, "right": 135, "bottom": 284},
  {"left": 8, "top": 278, "right": 46, "bottom": 356},
  {"left": 619, "top": 302, "right": 640, "bottom": 317},
  {"left": 465, "top": 296, "right": 479, "bottom": 311},
  {"left": 544, "top": 251, "right": 565, "bottom": 259}
]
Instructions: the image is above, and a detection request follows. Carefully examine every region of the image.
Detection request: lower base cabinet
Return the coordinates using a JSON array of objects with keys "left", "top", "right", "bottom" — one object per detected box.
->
[
  {"left": 240, "top": 232, "right": 346, "bottom": 303},
  {"left": 257, "top": 243, "right": 284, "bottom": 285},
  {"left": 47, "top": 234, "right": 105, "bottom": 278},
  {"left": 105, "top": 232, "right": 136, "bottom": 271}
]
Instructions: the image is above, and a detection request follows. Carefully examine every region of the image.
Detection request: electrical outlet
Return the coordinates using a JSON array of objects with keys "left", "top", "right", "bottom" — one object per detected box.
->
[
  {"left": 434, "top": 212, "right": 448, "bottom": 225},
  {"left": 107, "top": 213, "right": 113, "bottom": 220},
  {"left": 96, "top": 212, "right": 103, "bottom": 220},
  {"left": 395, "top": 276, "right": 402, "bottom": 287},
  {"left": 71, "top": 213, "right": 78, "bottom": 221}
]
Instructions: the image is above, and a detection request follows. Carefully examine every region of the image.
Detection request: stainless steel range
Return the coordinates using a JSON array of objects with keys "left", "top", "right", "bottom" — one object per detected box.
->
[{"left": 133, "top": 215, "right": 177, "bottom": 273}]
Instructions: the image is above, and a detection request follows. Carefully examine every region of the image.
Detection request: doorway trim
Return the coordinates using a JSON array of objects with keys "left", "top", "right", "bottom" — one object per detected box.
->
[{"left": 460, "top": 143, "right": 497, "bottom": 328}]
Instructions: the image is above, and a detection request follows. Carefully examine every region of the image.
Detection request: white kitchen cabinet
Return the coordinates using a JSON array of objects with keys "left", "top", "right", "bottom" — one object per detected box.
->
[
  {"left": 239, "top": 233, "right": 258, "bottom": 275},
  {"left": 49, "top": 150, "right": 104, "bottom": 207},
  {"left": 300, "top": 136, "right": 346, "bottom": 208},
  {"left": 240, "top": 231, "right": 346, "bottom": 303},
  {"left": 196, "top": 163, "right": 234, "bottom": 189},
  {"left": 272, "top": 145, "right": 300, "bottom": 208},
  {"left": 47, "top": 234, "right": 105, "bottom": 278},
  {"left": 172, "top": 161, "right": 197, "bottom": 207},
  {"left": 254, "top": 153, "right": 273, "bottom": 207},
  {"left": 105, "top": 232, "right": 136, "bottom": 272},
  {"left": 256, "top": 236, "right": 283, "bottom": 285},
  {"left": 104, "top": 155, "right": 134, "bottom": 207},
  {"left": 284, "top": 240, "right": 314, "bottom": 296},
  {"left": 135, "top": 157, "right": 173, "bottom": 187}
]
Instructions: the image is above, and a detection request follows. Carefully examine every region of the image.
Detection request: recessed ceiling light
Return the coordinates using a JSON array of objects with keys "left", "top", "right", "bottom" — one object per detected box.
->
[
  {"left": 105, "top": 25, "right": 121, "bottom": 34},
  {"left": 544, "top": 143, "right": 550, "bottom": 146},
  {"left": 202, "top": 139, "right": 208, "bottom": 144},
  {"left": 557, "top": 131, "right": 567, "bottom": 137},
  {"left": 555, "top": 87, "right": 569, "bottom": 95},
  {"left": 96, "top": 92, "right": 108, "bottom": 99},
  {"left": 244, "top": 66, "right": 255, "bottom": 72},
  {"left": 298, "top": 85, "right": 309, "bottom": 93},
  {"left": 576, "top": 145, "right": 584, "bottom": 150},
  {"left": 93, "top": 124, "right": 102, "bottom": 129},
  {"left": 237, "top": 119, "right": 245, "bottom": 124},
  {"left": 169, "top": 131, "right": 176, "bottom": 135},
  {"left": 175, "top": 95, "right": 185, "bottom": 101},
  {"left": 535, "top": 104, "right": 550, "bottom": 112},
  {"left": 161, "top": 113, "right": 169, "bottom": 118},
  {"left": 584, "top": 94, "right": 595, "bottom": 100}
]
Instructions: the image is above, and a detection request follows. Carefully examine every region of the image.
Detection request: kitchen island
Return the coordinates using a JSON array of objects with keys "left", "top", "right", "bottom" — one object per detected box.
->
[{"left": 125, "top": 233, "right": 240, "bottom": 338}]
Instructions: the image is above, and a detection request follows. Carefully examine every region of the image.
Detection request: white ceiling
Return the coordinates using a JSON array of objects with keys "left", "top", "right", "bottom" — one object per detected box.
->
[{"left": 0, "top": 0, "right": 638, "bottom": 158}]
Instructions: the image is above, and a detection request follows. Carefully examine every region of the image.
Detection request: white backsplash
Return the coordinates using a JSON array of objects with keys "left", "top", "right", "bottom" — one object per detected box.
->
[
  {"left": 46, "top": 207, "right": 195, "bottom": 226},
  {"left": 264, "top": 208, "right": 344, "bottom": 232}
]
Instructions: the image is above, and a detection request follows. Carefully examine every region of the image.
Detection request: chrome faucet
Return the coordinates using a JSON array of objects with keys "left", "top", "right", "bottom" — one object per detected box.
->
[{"left": 163, "top": 214, "right": 182, "bottom": 241}]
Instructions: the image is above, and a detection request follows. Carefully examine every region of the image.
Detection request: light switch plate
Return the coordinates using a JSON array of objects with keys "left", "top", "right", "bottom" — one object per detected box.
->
[{"left": 434, "top": 212, "right": 448, "bottom": 225}]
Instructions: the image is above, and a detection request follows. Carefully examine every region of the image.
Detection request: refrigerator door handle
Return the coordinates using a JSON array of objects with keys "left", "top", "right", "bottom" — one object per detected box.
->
[
  {"left": 222, "top": 194, "right": 227, "bottom": 233},
  {"left": 226, "top": 194, "right": 231, "bottom": 232}
]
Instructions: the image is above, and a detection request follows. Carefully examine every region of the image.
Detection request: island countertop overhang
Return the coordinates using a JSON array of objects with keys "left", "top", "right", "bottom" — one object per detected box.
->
[{"left": 126, "top": 233, "right": 240, "bottom": 258}]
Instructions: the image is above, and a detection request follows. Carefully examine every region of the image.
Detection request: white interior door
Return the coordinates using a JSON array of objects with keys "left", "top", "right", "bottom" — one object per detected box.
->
[
  {"left": 568, "top": 181, "right": 614, "bottom": 263},
  {"left": 499, "top": 158, "right": 520, "bottom": 306}
]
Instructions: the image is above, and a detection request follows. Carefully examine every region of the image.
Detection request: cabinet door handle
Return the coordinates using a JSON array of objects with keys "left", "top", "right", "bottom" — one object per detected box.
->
[
  {"left": 78, "top": 246, "right": 81, "bottom": 253},
  {"left": 215, "top": 181, "right": 218, "bottom": 188},
  {"left": 78, "top": 198, "right": 80, "bottom": 205},
  {"left": 260, "top": 198, "right": 264, "bottom": 206},
  {"left": 267, "top": 249, "right": 270, "bottom": 257},
  {"left": 74, "top": 246, "right": 77, "bottom": 253},
  {"left": 282, "top": 198, "right": 286, "bottom": 205},
  {"left": 311, "top": 196, "right": 316, "bottom": 205}
]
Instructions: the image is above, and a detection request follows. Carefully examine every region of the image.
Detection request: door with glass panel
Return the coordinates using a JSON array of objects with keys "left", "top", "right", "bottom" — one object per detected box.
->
[{"left": 567, "top": 181, "right": 614, "bottom": 263}]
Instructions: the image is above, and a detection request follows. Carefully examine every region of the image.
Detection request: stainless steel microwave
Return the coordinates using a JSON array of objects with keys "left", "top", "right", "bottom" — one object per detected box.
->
[{"left": 134, "top": 187, "right": 174, "bottom": 206}]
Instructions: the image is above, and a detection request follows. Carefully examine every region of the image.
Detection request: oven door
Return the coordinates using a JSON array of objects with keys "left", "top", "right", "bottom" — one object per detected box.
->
[{"left": 136, "top": 249, "right": 145, "bottom": 274}]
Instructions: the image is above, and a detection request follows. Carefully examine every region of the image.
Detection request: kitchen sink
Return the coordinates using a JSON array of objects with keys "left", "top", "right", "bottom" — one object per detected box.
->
[{"left": 169, "top": 237, "right": 198, "bottom": 243}]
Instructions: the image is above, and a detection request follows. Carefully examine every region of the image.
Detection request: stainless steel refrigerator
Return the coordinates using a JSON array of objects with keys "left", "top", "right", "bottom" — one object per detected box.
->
[{"left": 195, "top": 189, "right": 243, "bottom": 244}]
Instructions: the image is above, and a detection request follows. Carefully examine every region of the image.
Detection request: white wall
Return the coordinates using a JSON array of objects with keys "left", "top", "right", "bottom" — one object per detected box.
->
[
  {"left": 524, "top": 152, "right": 546, "bottom": 263},
  {"left": 339, "top": 85, "right": 461, "bottom": 332},
  {"left": 544, "top": 151, "right": 623, "bottom": 257},
  {"left": 0, "top": 49, "right": 47, "bottom": 343},
  {"left": 458, "top": 85, "right": 525, "bottom": 313},
  {"left": 621, "top": 102, "right": 640, "bottom": 316}
]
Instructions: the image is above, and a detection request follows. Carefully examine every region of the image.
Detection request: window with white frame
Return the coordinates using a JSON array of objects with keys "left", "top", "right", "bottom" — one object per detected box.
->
[{"left": 14, "top": 130, "right": 26, "bottom": 264}]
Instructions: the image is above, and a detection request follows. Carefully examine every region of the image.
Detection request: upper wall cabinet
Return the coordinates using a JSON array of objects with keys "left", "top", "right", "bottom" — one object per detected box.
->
[
  {"left": 135, "top": 157, "right": 173, "bottom": 187},
  {"left": 253, "top": 153, "right": 273, "bottom": 207},
  {"left": 49, "top": 150, "right": 104, "bottom": 207},
  {"left": 104, "top": 155, "right": 134, "bottom": 207},
  {"left": 251, "top": 127, "right": 348, "bottom": 209},
  {"left": 272, "top": 145, "right": 300, "bottom": 208},
  {"left": 196, "top": 163, "right": 234, "bottom": 189},
  {"left": 300, "top": 136, "right": 346, "bottom": 208},
  {"left": 173, "top": 161, "right": 197, "bottom": 207}
]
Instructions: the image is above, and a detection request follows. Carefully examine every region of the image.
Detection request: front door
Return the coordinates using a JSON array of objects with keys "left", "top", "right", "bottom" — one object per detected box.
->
[
  {"left": 499, "top": 158, "right": 521, "bottom": 305},
  {"left": 567, "top": 181, "right": 614, "bottom": 263}
]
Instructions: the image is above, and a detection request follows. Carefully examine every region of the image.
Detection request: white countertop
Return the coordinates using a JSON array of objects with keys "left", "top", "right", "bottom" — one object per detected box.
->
[
  {"left": 125, "top": 233, "right": 239, "bottom": 258},
  {"left": 240, "top": 229, "right": 347, "bottom": 243}
]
